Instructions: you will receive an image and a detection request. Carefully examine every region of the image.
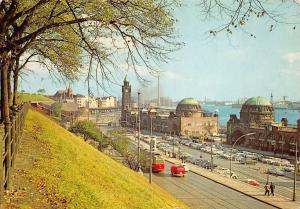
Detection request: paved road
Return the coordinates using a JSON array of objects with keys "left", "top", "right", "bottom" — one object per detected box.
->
[
  {"left": 178, "top": 144, "right": 300, "bottom": 202},
  {"left": 101, "top": 126, "right": 299, "bottom": 206},
  {"left": 149, "top": 162, "right": 276, "bottom": 209}
]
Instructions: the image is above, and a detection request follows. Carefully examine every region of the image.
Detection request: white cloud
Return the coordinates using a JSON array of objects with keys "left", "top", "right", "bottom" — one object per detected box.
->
[
  {"left": 163, "top": 70, "right": 182, "bottom": 80},
  {"left": 280, "top": 67, "right": 300, "bottom": 77},
  {"left": 284, "top": 52, "right": 300, "bottom": 63}
]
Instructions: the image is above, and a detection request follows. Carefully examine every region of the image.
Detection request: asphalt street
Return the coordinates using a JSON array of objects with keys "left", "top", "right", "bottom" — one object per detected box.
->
[
  {"left": 178, "top": 144, "right": 300, "bottom": 202},
  {"left": 150, "top": 162, "right": 277, "bottom": 209}
]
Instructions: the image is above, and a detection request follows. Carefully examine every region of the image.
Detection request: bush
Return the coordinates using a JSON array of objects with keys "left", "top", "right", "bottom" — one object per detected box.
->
[{"left": 70, "top": 120, "right": 108, "bottom": 148}]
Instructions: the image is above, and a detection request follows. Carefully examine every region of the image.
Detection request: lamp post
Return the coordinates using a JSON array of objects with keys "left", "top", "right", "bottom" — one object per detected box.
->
[
  {"left": 137, "top": 91, "right": 141, "bottom": 169},
  {"left": 149, "top": 115, "right": 153, "bottom": 184},
  {"left": 229, "top": 132, "right": 255, "bottom": 178},
  {"left": 293, "top": 139, "right": 298, "bottom": 201},
  {"left": 210, "top": 138, "right": 213, "bottom": 172},
  {"left": 173, "top": 131, "right": 175, "bottom": 158}
]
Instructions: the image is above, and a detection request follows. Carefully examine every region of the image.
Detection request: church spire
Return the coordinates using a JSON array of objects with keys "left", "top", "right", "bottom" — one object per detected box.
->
[{"left": 270, "top": 92, "right": 273, "bottom": 104}]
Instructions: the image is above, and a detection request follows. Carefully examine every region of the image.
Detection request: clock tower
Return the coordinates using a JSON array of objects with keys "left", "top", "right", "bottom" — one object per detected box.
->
[{"left": 121, "top": 76, "right": 131, "bottom": 125}]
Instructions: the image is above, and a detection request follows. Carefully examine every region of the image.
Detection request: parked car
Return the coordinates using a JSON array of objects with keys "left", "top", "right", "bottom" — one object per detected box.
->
[
  {"left": 267, "top": 167, "right": 285, "bottom": 176},
  {"left": 247, "top": 179, "right": 260, "bottom": 186},
  {"left": 190, "top": 143, "right": 199, "bottom": 149},
  {"left": 181, "top": 163, "right": 190, "bottom": 172},
  {"left": 193, "top": 159, "right": 203, "bottom": 166},
  {"left": 216, "top": 167, "right": 230, "bottom": 174},
  {"left": 202, "top": 162, "right": 217, "bottom": 169},
  {"left": 224, "top": 171, "right": 237, "bottom": 179},
  {"left": 282, "top": 166, "right": 294, "bottom": 172},
  {"left": 239, "top": 159, "right": 257, "bottom": 165},
  {"left": 185, "top": 156, "right": 196, "bottom": 164}
]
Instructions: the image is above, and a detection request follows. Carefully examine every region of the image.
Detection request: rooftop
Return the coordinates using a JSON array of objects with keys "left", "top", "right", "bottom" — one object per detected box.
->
[
  {"left": 178, "top": 98, "right": 199, "bottom": 105},
  {"left": 243, "top": 96, "right": 272, "bottom": 106}
]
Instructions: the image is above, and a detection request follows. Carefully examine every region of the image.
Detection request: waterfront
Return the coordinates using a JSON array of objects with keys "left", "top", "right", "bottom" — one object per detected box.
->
[{"left": 203, "top": 105, "right": 300, "bottom": 126}]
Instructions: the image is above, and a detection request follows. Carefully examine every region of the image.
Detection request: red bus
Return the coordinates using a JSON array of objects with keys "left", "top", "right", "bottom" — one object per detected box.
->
[{"left": 152, "top": 153, "right": 165, "bottom": 172}]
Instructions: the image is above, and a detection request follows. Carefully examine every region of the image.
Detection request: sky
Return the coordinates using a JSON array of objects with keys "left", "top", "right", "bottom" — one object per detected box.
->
[{"left": 21, "top": 1, "right": 300, "bottom": 102}]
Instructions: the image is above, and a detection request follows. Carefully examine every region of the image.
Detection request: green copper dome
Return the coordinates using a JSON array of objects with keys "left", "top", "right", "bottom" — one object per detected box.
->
[
  {"left": 243, "top": 96, "right": 272, "bottom": 106},
  {"left": 178, "top": 98, "right": 199, "bottom": 105}
]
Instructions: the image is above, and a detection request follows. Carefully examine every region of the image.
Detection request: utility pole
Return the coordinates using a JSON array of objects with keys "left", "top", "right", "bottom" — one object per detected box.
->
[
  {"left": 149, "top": 116, "right": 153, "bottom": 184},
  {"left": 293, "top": 140, "right": 297, "bottom": 201},
  {"left": 173, "top": 131, "right": 175, "bottom": 158},
  {"left": 157, "top": 75, "right": 160, "bottom": 107},
  {"left": 87, "top": 79, "right": 90, "bottom": 121},
  {"left": 137, "top": 91, "right": 141, "bottom": 168},
  {"left": 210, "top": 139, "right": 213, "bottom": 172}
]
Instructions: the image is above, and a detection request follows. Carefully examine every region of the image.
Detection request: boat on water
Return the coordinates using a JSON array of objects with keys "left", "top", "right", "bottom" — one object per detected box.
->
[{"left": 232, "top": 103, "right": 242, "bottom": 108}]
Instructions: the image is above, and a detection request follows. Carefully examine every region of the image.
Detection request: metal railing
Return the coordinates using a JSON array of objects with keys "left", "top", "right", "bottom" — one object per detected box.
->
[{"left": 0, "top": 103, "right": 29, "bottom": 202}]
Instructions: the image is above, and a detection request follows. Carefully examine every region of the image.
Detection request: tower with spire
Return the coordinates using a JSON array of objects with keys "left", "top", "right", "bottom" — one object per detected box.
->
[
  {"left": 270, "top": 92, "right": 273, "bottom": 104},
  {"left": 121, "top": 76, "right": 131, "bottom": 124}
]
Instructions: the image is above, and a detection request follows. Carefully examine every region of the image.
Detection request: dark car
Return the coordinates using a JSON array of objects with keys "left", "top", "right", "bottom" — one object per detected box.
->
[
  {"left": 267, "top": 167, "right": 285, "bottom": 176},
  {"left": 203, "top": 162, "right": 218, "bottom": 169}
]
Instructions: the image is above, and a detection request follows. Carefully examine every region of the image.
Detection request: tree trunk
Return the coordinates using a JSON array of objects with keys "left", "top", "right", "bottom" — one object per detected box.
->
[
  {"left": 7, "top": 63, "right": 12, "bottom": 106},
  {"left": 13, "top": 58, "right": 19, "bottom": 106},
  {"left": 1, "top": 53, "right": 11, "bottom": 127},
  {"left": 1, "top": 59, "right": 3, "bottom": 123}
]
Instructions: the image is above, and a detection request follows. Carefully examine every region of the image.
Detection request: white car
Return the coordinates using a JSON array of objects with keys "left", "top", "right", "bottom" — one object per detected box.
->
[
  {"left": 224, "top": 171, "right": 238, "bottom": 179},
  {"left": 181, "top": 163, "right": 189, "bottom": 172}
]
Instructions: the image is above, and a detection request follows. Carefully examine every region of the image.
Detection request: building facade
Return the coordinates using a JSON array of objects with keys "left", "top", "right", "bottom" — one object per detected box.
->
[
  {"left": 227, "top": 96, "right": 300, "bottom": 156},
  {"left": 52, "top": 86, "right": 73, "bottom": 102},
  {"left": 121, "top": 79, "right": 218, "bottom": 138},
  {"left": 73, "top": 95, "right": 98, "bottom": 108},
  {"left": 97, "top": 96, "right": 117, "bottom": 108}
]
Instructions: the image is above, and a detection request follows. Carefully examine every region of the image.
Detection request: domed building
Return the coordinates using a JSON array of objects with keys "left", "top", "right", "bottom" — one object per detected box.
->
[
  {"left": 170, "top": 97, "right": 218, "bottom": 138},
  {"left": 120, "top": 80, "right": 219, "bottom": 140},
  {"left": 176, "top": 98, "right": 202, "bottom": 117},
  {"left": 227, "top": 96, "right": 300, "bottom": 156},
  {"left": 240, "top": 96, "right": 275, "bottom": 125}
]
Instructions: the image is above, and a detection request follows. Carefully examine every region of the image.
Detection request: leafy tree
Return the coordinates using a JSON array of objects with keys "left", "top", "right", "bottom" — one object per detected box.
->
[
  {"left": 0, "top": 0, "right": 180, "bottom": 134},
  {"left": 37, "top": 89, "right": 46, "bottom": 94},
  {"left": 70, "top": 120, "right": 107, "bottom": 148},
  {"left": 52, "top": 102, "right": 62, "bottom": 119},
  {"left": 199, "top": 0, "right": 299, "bottom": 36}
]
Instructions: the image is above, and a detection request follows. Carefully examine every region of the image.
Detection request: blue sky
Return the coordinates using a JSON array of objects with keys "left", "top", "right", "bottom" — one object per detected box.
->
[{"left": 21, "top": 1, "right": 300, "bottom": 102}]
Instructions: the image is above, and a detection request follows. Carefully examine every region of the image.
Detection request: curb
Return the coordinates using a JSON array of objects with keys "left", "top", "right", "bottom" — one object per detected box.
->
[{"left": 165, "top": 159, "right": 283, "bottom": 209}]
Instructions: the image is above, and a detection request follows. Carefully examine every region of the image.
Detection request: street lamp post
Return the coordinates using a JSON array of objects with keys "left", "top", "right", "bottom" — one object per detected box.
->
[
  {"left": 137, "top": 91, "right": 141, "bottom": 170},
  {"left": 210, "top": 138, "right": 213, "bottom": 172},
  {"left": 293, "top": 139, "right": 298, "bottom": 201},
  {"left": 149, "top": 115, "right": 153, "bottom": 184},
  {"left": 229, "top": 132, "right": 255, "bottom": 178},
  {"left": 178, "top": 142, "right": 181, "bottom": 161},
  {"left": 173, "top": 131, "right": 175, "bottom": 158}
]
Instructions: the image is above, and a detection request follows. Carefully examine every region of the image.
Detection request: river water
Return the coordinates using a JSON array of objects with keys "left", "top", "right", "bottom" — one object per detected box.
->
[{"left": 202, "top": 105, "right": 300, "bottom": 127}]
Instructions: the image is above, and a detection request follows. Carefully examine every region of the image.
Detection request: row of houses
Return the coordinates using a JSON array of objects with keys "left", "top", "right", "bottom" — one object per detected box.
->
[{"left": 51, "top": 87, "right": 117, "bottom": 109}]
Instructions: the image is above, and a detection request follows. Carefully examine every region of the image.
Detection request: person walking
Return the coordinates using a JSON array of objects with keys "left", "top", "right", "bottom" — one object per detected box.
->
[
  {"left": 264, "top": 182, "right": 270, "bottom": 196},
  {"left": 270, "top": 182, "right": 275, "bottom": 196}
]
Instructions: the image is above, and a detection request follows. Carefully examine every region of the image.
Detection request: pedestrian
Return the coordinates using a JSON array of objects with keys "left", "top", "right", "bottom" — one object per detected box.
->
[
  {"left": 264, "top": 183, "right": 270, "bottom": 196},
  {"left": 270, "top": 182, "right": 275, "bottom": 196}
]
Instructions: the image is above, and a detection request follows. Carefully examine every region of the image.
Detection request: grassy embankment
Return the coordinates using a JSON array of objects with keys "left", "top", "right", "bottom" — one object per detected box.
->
[
  {"left": 4, "top": 110, "right": 188, "bottom": 209},
  {"left": 18, "top": 93, "right": 53, "bottom": 102}
]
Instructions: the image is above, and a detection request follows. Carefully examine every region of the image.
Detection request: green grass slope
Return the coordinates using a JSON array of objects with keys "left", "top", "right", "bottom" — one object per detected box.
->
[
  {"left": 18, "top": 93, "right": 53, "bottom": 102},
  {"left": 7, "top": 110, "right": 188, "bottom": 209}
]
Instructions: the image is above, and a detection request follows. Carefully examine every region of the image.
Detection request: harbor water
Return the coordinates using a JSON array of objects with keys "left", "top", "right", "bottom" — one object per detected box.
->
[{"left": 203, "top": 105, "right": 300, "bottom": 127}]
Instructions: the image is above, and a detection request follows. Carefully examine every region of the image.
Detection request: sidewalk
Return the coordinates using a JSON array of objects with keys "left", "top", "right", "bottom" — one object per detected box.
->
[{"left": 166, "top": 157, "right": 300, "bottom": 209}]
